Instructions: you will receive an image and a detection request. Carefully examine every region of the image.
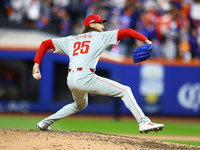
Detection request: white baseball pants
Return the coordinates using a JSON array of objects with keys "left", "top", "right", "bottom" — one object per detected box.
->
[{"left": 42, "top": 69, "right": 151, "bottom": 126}]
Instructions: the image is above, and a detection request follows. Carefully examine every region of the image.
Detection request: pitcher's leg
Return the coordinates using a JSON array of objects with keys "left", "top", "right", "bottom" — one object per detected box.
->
[
  {"left": 42, "top": 90, "right": 88, "bottom": 126},
  {"left": 119, "top": 85, "right": 151, "bottom": 124},
  {"left": 90, "top": 74, "right": 151, "bottom": 124}
]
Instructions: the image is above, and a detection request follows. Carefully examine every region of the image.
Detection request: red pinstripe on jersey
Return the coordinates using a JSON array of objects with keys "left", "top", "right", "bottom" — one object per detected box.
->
[{"left": 91, "top": 73, "right": 145, "bottom": 123}]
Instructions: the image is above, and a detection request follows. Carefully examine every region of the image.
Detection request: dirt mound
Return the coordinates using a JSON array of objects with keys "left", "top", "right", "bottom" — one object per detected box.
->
[{"left": 0, "top": 129, "right": 199, "bottom": 150}]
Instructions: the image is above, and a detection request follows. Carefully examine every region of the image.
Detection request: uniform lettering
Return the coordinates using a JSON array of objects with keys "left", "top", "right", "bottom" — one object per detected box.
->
[{"left": 76, "top": 34, "right": 93, "bottom": 40}]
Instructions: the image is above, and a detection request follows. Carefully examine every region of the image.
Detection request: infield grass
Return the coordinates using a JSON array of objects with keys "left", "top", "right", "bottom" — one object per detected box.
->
[{"left": 0, "top": 114, "right": 200, "bottom": 146}]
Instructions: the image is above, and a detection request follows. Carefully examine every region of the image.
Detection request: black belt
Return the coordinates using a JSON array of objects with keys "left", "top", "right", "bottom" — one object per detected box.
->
[{"left": 69, "top": 68, "right": 94, "bottom": 73}]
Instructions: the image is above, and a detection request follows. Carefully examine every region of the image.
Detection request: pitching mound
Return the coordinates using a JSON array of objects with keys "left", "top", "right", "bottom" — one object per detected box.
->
[{"left": 0, "top": 128, "right": 199, "bottom": 150}]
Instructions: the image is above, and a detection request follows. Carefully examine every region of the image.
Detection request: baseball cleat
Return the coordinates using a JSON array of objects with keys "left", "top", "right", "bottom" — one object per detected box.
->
[
  {"left": 139, "top": 122, "right": 164, "bottom": 134},
  {"left": 37, "top": 121, "right": 51, "bottom": 130}
]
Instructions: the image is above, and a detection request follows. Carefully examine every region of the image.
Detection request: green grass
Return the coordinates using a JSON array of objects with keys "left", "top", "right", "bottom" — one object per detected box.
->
[
  {"left": 52, "top": 118, "right": 200, "bottom": 136},
  {"left": 0, "top": 116, "right": 200, "bottom": 147}
]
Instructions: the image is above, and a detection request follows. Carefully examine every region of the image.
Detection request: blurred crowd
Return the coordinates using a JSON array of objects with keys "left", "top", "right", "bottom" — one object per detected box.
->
[{"left": 1, "top": 0, "right": 200, "bottom": 60}]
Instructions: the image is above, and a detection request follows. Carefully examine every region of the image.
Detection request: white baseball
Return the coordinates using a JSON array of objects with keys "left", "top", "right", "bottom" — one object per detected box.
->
[{"left": 33, "top": 73, "right": 40, "bottom": 79}]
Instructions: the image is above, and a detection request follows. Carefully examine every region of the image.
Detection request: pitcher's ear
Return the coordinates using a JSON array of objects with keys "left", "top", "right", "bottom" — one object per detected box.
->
[{"left": 89, "top": 23, "right": 95, "bottom": 28}]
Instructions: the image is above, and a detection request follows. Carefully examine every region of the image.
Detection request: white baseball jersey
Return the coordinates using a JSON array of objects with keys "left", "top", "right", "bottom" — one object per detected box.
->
[{"left": 52, "top": 30, "right": 119, "bottom": 70}]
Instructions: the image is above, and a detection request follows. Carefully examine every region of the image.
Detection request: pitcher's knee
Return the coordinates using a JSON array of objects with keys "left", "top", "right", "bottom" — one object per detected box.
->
[
  {"left": 123, "top": 85, "right": 131, "bottom": 93},
  {"left": 120, "top": 85, "right": 132, "bottom": 96},
  {"left": 74, "top": 102, "right": 88, "bottom": 112}
]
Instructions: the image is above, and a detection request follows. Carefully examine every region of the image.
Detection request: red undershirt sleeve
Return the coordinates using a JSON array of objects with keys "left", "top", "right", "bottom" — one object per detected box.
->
[
  {"left": 117, "top": 28, "right": 147, "bottom": 42},
  {"left": 34, "top": 39, "right": 55, "bottom": 65}
]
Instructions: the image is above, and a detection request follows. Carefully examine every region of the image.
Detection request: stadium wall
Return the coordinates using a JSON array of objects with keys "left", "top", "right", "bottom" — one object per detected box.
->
[{"left": 0, "top": 50, "right": 200, "bottom": 117}]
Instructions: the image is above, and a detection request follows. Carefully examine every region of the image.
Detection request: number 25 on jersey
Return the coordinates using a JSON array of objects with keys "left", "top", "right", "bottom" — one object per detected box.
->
[{"left": 73, "top": 41, "right": 91, "bottom": 56}]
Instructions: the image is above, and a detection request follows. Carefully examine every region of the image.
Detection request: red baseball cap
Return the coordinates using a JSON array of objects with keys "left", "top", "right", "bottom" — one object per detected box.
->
[{"left": 84, "top": 14, "right": 108, "bottom": 27}]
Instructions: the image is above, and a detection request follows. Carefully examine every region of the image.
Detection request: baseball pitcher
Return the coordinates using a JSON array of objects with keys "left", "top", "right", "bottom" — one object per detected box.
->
[{"left": 33, "top": 14, "right": 164, "bottom": 133}]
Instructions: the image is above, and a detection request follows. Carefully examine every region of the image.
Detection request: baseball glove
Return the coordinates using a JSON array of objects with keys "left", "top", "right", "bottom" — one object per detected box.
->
[{"left": 132, "top": 44, "right": 153, "bottom": 63}]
